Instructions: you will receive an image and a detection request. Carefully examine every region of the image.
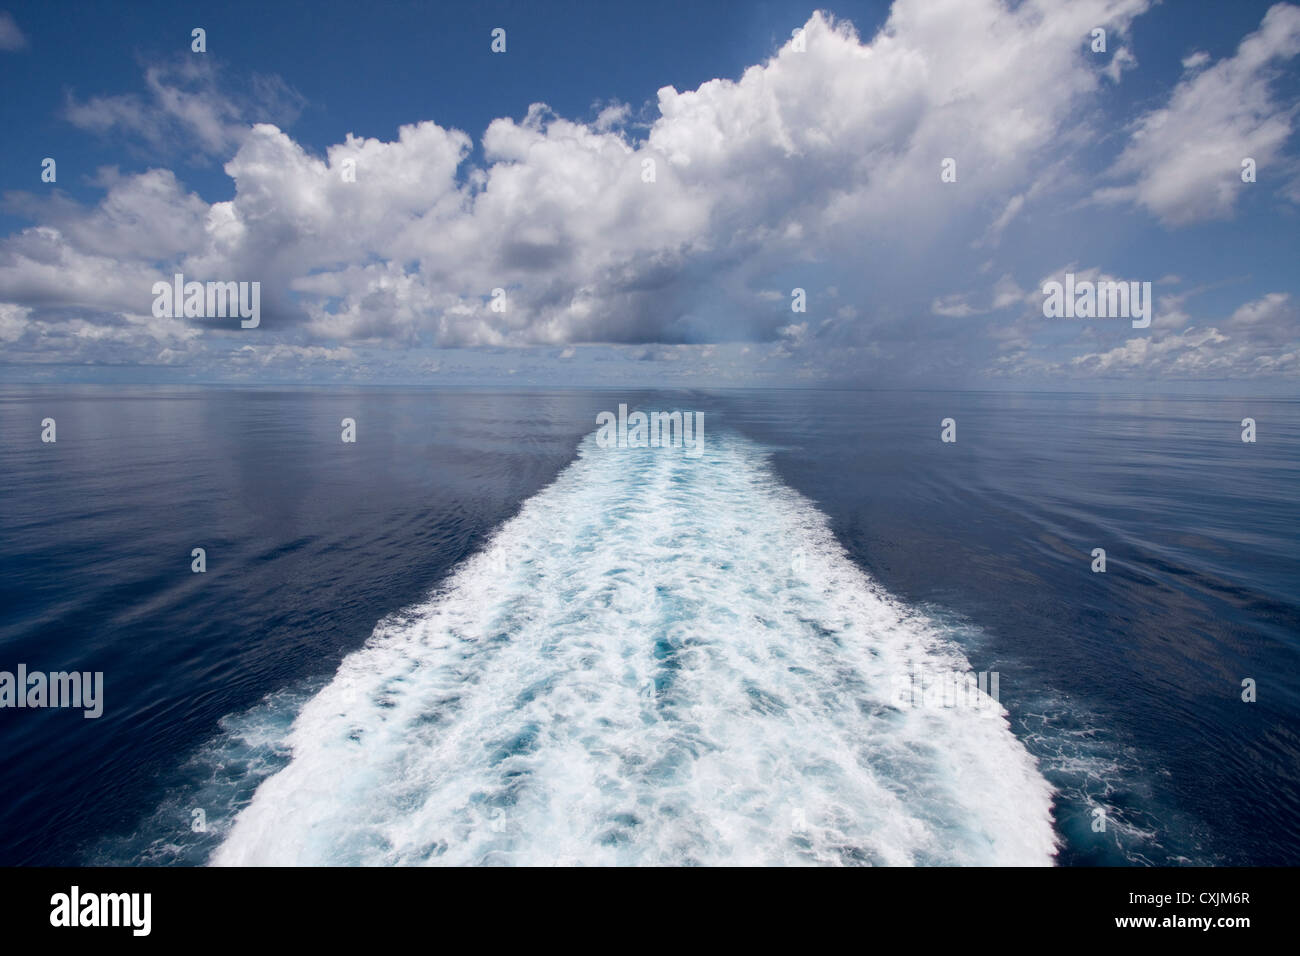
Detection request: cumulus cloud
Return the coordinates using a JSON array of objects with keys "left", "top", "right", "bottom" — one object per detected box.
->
[
  {"left": 0, "top": 302, "right": 30, "bottom": 341},
  {"left": 1095, "top": 3, "right": 1300, "bottom": 224},
  {"left": 1226, "top": 290, "right": 1298, "bottom": 346},
  {"left": 993, "top": 288, "right": 1299, "bottom": 379},
  {"left": 231, "top": 344, "right": 356, "bottom": 366},
  {"left": 3, "top": 1, "right": 1156, "bottom": 367},
  {"left": 14, "top": 0, "right": 1297, "bottom": 387},
  {"left": 1068, "top": 325, "right": 1232, "bottom": 374},
  {"left": 1230, "top": 290, "right": 1292, "bottom": 326}
]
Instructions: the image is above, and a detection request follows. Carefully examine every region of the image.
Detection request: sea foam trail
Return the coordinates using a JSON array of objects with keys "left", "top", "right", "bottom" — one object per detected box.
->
[{"left": 214, "top": 430, "right": 1058, "bottom": 866}]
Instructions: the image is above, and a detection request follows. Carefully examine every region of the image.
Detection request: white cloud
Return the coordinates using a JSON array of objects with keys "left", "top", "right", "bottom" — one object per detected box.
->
[
  {"left": 1230, "top": 290, "right": 1292, "bottom": 325},
  {"left": 0, "top": 11, "right": 27, "bottom": 51},
  {"left": 232, "top": 344, "right": 356, "bottom": 366},
  {"left": 995, "top": 288, "right": 1300, "bottom": 378},
  {"left": 1069, "top": 326, "right": 1231, "bottom": 373},
  {"left": 43, "top": 0, "right": 1300, "bottom": 390},
  {"left": 64, "top": 60, "right": 304, "bottom": 161},
  {"left": 1102, "top": 45, "right": 1139, "bottom": 83},
  {"left": 932, "top": 294, "right": 978, "bottom": 317},
  {"left": 1097, "top": 3, "right": 1300, "bottom": 224},
  {"left": 981, "top": 194, "right": 1026, "bottom": 247},
  {"left": 0, "top": 302, "right": 30, "bottom": 341}
]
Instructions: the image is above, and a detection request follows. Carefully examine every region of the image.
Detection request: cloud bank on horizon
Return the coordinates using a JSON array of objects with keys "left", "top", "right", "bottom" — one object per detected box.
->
[{"left": 1, "top": 0, "right": 1298, "bottom": 387}]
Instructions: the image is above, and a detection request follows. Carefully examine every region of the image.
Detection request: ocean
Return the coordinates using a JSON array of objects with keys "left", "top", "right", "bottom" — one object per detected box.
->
[{"left": 0, "top": 386, "right": 1296, "bottom": 865}]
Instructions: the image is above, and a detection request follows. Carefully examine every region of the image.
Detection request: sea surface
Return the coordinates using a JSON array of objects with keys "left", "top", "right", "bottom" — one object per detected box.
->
[{"left": 0, "top": 386, "right": 1295, "bottom": 865}]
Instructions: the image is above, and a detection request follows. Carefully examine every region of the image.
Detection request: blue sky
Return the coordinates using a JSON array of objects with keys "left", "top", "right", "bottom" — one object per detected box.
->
[{"left": 0, "top": 0, "right": 1297, "bottom": 389}]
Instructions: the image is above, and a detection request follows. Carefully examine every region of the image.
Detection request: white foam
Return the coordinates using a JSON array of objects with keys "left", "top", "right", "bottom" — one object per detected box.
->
[{"left": 213, "top": 430, "right": 1058, "bottom": 865}]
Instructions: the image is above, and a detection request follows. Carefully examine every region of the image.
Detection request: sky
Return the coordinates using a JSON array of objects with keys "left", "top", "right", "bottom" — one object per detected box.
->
[{"left": 0, "top": 0, "right": 1297, "bottom": 390}]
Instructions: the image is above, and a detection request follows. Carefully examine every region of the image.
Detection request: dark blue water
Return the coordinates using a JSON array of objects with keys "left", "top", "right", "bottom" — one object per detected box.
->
[{"left": 0, "top": 386, "right": 1295, "bottom": 865}]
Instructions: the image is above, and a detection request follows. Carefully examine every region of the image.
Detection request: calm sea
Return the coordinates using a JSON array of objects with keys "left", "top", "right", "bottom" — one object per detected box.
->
[{"left": 0, "top": 386, "right": 1295, "bottom": 865}]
